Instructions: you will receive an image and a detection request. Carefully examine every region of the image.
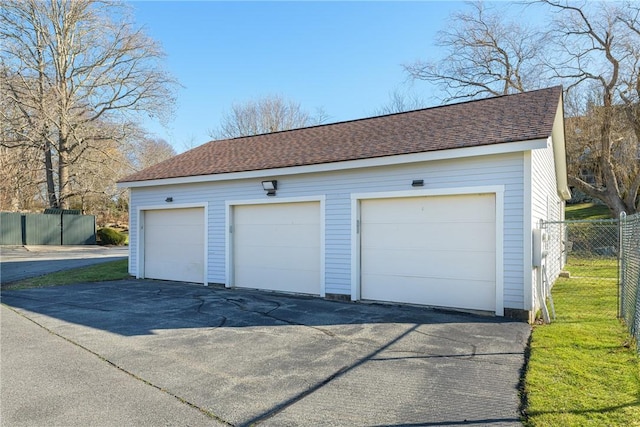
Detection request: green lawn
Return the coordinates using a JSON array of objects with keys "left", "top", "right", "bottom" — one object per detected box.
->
[
  {"left": 565, "top": 203, "right": 613, "bottom": 220},
  {"left": 3, "top": 259, "right": 130, "bottom": 290},
  {"left": 523, "top": 258, "right": 640, "bottom": 426}
]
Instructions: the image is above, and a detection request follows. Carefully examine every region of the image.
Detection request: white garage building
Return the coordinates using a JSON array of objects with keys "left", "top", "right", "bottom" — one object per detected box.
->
[{"left": 118, "top": 86, "right": 570, "bottom": 321}]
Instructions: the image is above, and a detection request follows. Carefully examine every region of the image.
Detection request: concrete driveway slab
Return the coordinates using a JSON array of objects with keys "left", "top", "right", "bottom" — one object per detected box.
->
[{"left": 1, "top": 280, "right": 530, "bottom": 426}]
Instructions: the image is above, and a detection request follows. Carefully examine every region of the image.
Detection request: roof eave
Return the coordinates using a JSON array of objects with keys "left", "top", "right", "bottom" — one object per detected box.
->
[
  {"left": 551, "top": 92, "right": 571, "bottom": 201},
  {"left": 118, "top": 138, "right": 548, "bottom": 189}
]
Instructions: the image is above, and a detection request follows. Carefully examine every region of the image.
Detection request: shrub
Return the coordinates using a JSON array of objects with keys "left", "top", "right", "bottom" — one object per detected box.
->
[{"left": 97, "top": 227, "right": 127, "bottom": 246}]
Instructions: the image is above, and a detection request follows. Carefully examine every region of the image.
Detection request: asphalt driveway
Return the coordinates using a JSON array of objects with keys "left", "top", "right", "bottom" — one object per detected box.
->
[
  {"left": 0, "top": 245, "right": 128, "bottom": 284},
  {"left": 1, "top": 280, "right": 530, "bottom": 426}
]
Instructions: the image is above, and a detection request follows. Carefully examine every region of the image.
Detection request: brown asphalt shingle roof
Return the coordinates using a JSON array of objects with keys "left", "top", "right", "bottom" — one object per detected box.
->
[{"left": 119, "top": 86, "right": 562, "bottom": 183}]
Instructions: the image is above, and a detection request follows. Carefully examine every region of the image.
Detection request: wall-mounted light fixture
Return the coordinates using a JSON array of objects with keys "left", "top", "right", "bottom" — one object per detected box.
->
[
  {"left": 411, "top": 179, "right": 424, "bottom": 187},
  {"left": 165, "top": 197, "right": 173, "bottom": 202},
  {"left": 261, "top": 180, "right": 277, "bottom": 196}
]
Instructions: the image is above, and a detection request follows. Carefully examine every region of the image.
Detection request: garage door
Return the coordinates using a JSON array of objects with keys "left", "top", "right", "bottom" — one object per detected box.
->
[
  {"left": 360, "top": 194, "right": 496, "bottom": 312},
  {"left": 144, "top": 208, "right": 205, "bottom": 283},
  {"left": 233, "top": 202, "right": 320, "bottom": 294}
]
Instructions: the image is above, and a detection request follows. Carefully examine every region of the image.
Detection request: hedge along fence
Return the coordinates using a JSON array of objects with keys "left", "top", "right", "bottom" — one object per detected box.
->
[{"left": 0, "top": 211, "right": 96, "bottom": 245}]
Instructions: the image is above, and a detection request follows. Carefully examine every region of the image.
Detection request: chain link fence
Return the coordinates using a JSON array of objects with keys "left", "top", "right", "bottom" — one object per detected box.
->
[
  {"left": 620, "top": 212, "right": 640, "bottom": 353},
  {"left": 542, "top": 214, "right": 640, "bottom": 353}
]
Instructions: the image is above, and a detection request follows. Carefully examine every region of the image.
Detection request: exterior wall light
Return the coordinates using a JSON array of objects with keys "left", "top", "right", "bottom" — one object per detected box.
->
[
  {"left": 165, "top": 197, "right": 173, "bottom": 202},
  {"left": 411, "top": 179, "right": 424, "bottom": 187},
  {"left": 261, "top": 180, "right": 277, "bottom": 196}
]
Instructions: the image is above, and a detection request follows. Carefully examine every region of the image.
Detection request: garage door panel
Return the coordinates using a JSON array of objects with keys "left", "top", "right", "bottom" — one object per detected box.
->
[
  {"left": 362, "top": 223, "right": 495, "bottom": 252},
  {"left": 145, "top": 208, "right": 204, "bottom": 226},
  {"left": 236, "top": 245, "right": 320, "bottom": 270},
  {"left": 362, "top": 248, "right": 495, "bottom": 281},
  {"left": 144, "top": 208, "right": 205, "bottom": 284},
  {"left": 362, "top": 196, "right": 494, "bottom": 223},
  {"left": 233, "top": 202, "right": 321, "bottom": 295},
  {"left": 235, "top": 203, "right": 319, "bottom": 225},
  {"left": 236, "top": 266, "right": 319, "bottom": 294},
  {"left": 235, "top": 224, "right": 320, "bottom": 248},
  {"left": 361, "top": 274, "right": 495, "bottom": 311},
  {"left": 147, "top": 225, "right": 203, "bottom": 247},
  {"left": 360, "top": 194, "right": 496, "bottom": 312}
]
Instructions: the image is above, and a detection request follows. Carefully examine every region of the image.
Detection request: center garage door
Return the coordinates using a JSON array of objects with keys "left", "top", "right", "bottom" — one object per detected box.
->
[
  {"left": 144, "top": 208, "right": 205, "bottom": 283},
  {"left": 360, "top": 194, "right": 496, "bottom": 312},
  {"left": 232, "top": 202, "right": 321, "bottom": 295}
]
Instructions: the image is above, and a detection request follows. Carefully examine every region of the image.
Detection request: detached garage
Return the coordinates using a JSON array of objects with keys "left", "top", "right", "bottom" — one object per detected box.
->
[{"left": 118, "top": 86, "right": 570, "bottom": 321}]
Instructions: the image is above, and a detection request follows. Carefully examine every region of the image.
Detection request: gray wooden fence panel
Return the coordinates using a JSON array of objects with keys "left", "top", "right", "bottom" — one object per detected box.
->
[
  {"left": 62, "top": 214, "right": 96, "bottom": 245},
  {"left": 0, "top": 212, "right": 23, "bottom": 245}
]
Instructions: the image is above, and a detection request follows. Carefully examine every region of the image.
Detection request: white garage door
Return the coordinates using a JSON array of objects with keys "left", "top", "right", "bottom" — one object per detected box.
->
[
  {"left": 144, "top": 208, "right": 205, "bottom": 283},
  {"left": 233, "top": 202, "right": 320, "bottom": 295},
  {"left": 360, "top": 194, "right": 496, "bottom": 312}
]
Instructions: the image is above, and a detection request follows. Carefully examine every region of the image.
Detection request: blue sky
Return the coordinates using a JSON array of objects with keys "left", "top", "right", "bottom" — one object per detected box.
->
[{"left": 128, "top": 1, "right": 514, "bottom": 152}]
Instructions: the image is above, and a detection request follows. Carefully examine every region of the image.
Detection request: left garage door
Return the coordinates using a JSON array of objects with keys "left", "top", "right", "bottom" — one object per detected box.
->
[
  {"left": 233, "top": 202, "right": 321, "bottom": 295},
  {"left": 144, "top": 208, "right": 205, "bottom": 283}
]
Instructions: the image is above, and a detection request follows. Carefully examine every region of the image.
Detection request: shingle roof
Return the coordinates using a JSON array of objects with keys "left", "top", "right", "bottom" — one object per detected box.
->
[{"left": 119, "top": 86, "right": 562, "bottom": 183}]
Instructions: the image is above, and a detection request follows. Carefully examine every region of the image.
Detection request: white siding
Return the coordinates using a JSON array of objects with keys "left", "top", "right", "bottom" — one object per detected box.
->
[
  {"left": 129, "top": 152, "right": 526, "bottom": 310},
  {"left": 530, "top": 138, "right": 565, "bottom": 312}
]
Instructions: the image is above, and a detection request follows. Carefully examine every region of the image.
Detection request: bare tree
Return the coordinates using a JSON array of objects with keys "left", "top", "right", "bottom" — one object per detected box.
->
[
  {"left": 544, "top": 0, "right": 640, "bottom": 216},
  {"left": 404, "top": 1, "right": 549, "bottom": 103},
  {"left": 128, "top": 137, "right": 177, "bottom": 172},
  {"left": 374, "top": 88, "right": 428, "bottom": 115},
  {"left": 66, "top": 137, "right": 131, "bottom": 214},
  {"left": 404, "top": 0, "right": 639, "bottom": 215},
  {"left": 0, "top": 0, "right": 177, "bottom": 209},
  {"left": 0, "top": 145, "right": 44, "bottom": 211},
  {"left": 210, "top": 95, "right": 326, "bottom": 139}
]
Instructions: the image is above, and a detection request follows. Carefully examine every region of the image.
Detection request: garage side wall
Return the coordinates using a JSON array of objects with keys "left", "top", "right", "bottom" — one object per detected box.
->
[
  {"left": 530, "top": 139, "right": 565, "bottom": 312},
  {"left": 129, "top": 152, "right": 527, "bottom": 310}
]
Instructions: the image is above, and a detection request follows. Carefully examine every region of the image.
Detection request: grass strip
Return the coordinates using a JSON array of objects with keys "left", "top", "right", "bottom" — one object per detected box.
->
[
  {"left": 565, "top": 203, "right": 612, "bottom": 220},
  {"left": 3, "top": 259, "right": 130, "bottom": 290},
  {"left": 523, "top": 259, "right": 640, "bottom": 426}
]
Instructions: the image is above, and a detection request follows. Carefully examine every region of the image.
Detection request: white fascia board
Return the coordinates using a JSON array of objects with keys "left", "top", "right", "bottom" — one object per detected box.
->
[
  {"left": 118, "top": 138, "right": 548, "bottom": 189},
  {"left": 523, "top": 151, "right": 534, "bottom": 311},
  {"left": 550, "top": 96, "right": 572, "bottom": 200}
]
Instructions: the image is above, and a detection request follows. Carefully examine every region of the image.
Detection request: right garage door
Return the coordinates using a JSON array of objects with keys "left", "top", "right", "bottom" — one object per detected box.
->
[{"left": 360, "top": 193, "right": 496, "bottom": 312}]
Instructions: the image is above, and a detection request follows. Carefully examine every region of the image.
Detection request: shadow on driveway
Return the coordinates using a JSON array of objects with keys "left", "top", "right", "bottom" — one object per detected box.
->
[
  {"left": 3, "top": 279, "right": 513, "bottom": 336},
  {"left": 2, "top": 280, "right": 530, "bottom": 426}
]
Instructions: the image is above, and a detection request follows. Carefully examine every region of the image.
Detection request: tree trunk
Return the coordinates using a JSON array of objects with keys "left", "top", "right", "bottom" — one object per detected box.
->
[
  {"left": 43, "top": 139, "right": 58, "bottom": 208},
  {"left": 58, "top": 131, "right": 69, "bottom": 210},
  {"left": 58, "top": 152, "right": 69, "bottom": 209}
]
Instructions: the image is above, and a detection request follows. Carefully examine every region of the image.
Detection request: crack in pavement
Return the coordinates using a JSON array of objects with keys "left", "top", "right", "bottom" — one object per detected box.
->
[{"left": 2, "top": 304, "right": 235, "bottom": 427}]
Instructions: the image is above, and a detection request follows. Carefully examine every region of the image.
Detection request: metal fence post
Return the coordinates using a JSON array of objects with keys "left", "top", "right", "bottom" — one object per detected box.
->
[{"left": 619, "top": 212, "right": 626, "bottom": 319}]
